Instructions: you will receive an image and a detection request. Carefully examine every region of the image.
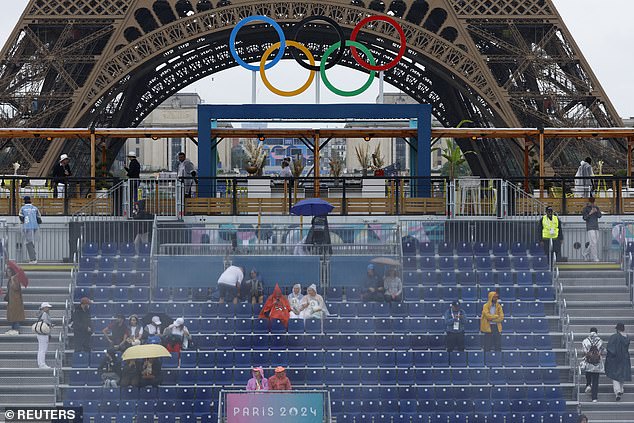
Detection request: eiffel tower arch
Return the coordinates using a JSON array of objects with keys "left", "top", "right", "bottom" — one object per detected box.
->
[{"left": 0, "top": 0, "right": 624, "bottom": 178}]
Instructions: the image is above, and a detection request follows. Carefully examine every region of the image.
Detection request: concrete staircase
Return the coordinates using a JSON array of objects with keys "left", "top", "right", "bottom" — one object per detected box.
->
[
  {"left": 0, "top": 266, "right": 71, "bottom": 408},
  {"left": 559, "top": 263, "right": 634, "bottom": 422}
]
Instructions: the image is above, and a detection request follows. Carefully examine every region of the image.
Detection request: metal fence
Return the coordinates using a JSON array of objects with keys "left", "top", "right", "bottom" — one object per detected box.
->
[{"left": 1, "top": 221, "right": 70, "bottom": 263}]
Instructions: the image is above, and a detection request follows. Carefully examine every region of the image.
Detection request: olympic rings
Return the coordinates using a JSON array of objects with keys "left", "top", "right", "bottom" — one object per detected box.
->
[
  {"left": 321, "top": 41, "right": 376, "bottom": 97},
  {"left": 228, "top": 14, "right": 406, "bottom": 96},
  {"left": 291, "top": 16, "right": 346, "bottom": 72},
  {"left": 229, "top": 16, "right": 286, "bottom": 72},
  {"left": 260, "top": 41, "right": 316, "bottom": 97},
  {"left": 350, "top": 15, "right": 407, "bottom": 72}
]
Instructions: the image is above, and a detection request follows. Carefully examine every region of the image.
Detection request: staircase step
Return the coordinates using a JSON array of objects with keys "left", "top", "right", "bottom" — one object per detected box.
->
[{"left": 0, "top": 394, "right": 57, "bottom": 407}]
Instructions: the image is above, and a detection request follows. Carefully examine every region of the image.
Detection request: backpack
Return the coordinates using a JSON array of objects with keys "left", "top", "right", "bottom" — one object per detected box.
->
[{"left": 586, "top": 340, "right": 601, "bottom": 365}]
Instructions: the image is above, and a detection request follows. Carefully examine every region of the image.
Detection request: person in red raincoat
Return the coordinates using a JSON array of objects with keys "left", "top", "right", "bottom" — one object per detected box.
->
[{"left": 259, "top": 284, "right": 291, "bottom": 327}]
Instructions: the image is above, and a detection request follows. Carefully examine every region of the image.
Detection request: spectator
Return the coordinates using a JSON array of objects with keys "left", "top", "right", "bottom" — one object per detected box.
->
[
  {"left": 36, "top": 302, "right": 53, "bottom": 369},
  {"left": 444, "top": 300, "right": 466, "bottom": 352},
  {"left": 260, "top": 284, "right": 291, "bottom": 327},
  {"left": 70, "top": 297, "right": 92, "bottom": 352},
  {"left": 51, "top": 153, "right": 72, "bottom": 198},
  {"left": 605, "top": 323, "right": 632, "bottom": 401},
  {"left": 217, "top": 265, "right": 243, "bottom": 304},
  {"left": 125, "top": 151, "right": 141, "bottom": 206},
  {"left": 242, "top": 268, "right": 264, "bottom": 304},
  {"left": 177, "top": 152, "right": 197, "bottom": 198},
  {"left": 288, "top": 284, "right": 304, "bottom": 319},
  {"left": 577, "top": 415, "right": 588, "bottom": 423},
  {"left": 121, "top": 359, "right": 141, "bottom": 387},
  {"left": 383, "top": 267, "right": 403, "bottom": 303},
  {"left": 246, "top": 367, "right": 269, "bottom": 391},
  {"left": 582, "top": 198, "right": 602, "bottom": 262},
  {"left": 581, "top": 327, "right": 605, "bottom": 403},
  {"left": 280, "top": 159, "right": 292, "bottom": 178},
  {"left": 19, "top": 196, "right": 42, "bottom": 264},
  {"left": 299, "top": 284, "right": 329, "bottom": 319},
  {"left": 575, "top": 157, "right": 594, "bottom": 197},
  {"left": 98, "top": 348, "right": 121, "bottom": 388},
  {"left": 121, "top": 315, "right": 143, "bottom": 350},
  {"left": 4, "top": 266, "right": 25, "bottom": 336},
  {"left": 163, "top": 318, "right": 191, "bottom": 361},
  {"left": 140, "top": 358, "right": 162, "bottom": 387},
  {"left": 144, "top": 315, "right": 163, "bottom": 344},
  {"left": 362, "top": 264, "right": 384, "bottom": 302},
  {"left": 268, "top": 366, "right": 292, "bottom": 391},
  {"left": 102, "top": 313, "right": 130, "bottom": 351},
  {"left": 538, "top": 206, "right": 562, "bottom": 261},
  {"left": 480, "top": 291, "right": 504, "bottom": 352}
]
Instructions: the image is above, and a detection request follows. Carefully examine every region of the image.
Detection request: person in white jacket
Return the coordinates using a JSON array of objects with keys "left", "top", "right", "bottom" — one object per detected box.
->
[
  {"left": 581, "top": 327, "right": 605, "bottom": 402},
  {"left": 36, "top": 302, "right": 53, "bottom": 369}
]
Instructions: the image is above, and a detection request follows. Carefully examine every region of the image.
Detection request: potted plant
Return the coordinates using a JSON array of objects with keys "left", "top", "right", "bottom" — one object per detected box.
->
[
  {"left": 329, "top": 151, "right": 344, "bottom": 186},
  {"left": 355, "top": 144, "right": 371, "bottom": 177},
  {"left": 243, "top": 139, "right": 267, "bottom": 176}
]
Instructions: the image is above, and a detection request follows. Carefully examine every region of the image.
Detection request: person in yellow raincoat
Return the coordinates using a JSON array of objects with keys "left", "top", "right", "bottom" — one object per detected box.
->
[{"left": 480, "top": 291, "right": 504, "bottom": 352}]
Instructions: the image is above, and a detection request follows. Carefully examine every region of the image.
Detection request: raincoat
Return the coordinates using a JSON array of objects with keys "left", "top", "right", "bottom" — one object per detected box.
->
[
  {"left": 246, "top": 368, "right": 269, "bottom": 391},
  {"left": 259, "top": 284, "right": 291, "bottom": 327},
  {"left": 480, "top": 291, "right": 504, "bottom": 333},
  {"left": 299, "top": 285, "right": 329, "bottom": 319},
  {"left": 605, "top": 331, "right": 632, "bottom": 383},
  {"left": 288, "top": 284, "right": 304, "bottom": 318}
]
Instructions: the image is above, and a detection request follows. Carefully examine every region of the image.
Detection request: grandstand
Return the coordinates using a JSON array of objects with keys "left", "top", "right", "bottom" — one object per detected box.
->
[
  {"left": 52, "top": 218, "right": 577, "bottom": 423},
  {"left": 0, "top": 175, "right": 633, "bottom": 422}
]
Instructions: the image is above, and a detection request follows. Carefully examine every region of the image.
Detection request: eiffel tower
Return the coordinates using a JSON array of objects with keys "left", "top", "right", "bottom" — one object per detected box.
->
[{"left": 0, "top": 0, "right": 624, "bottom": 177}]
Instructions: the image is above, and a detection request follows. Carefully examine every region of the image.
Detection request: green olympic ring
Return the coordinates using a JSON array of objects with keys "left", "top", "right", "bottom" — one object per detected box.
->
[{"left": 320, "top": 41, "right": 376, "bottom": 97}]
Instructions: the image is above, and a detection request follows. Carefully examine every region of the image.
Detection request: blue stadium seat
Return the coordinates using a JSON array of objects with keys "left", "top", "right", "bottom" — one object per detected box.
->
[
  {"left": 450, "top": 351, "right": 467, "bottom": 367},
  {"left": 120, "top": 243, "right": 135, "bottom": 257},
  {"left": 101, "top": 242, "right": 118, "bottom": 257},
  {"left": 452, "top": 369, "right": 469, "bottom": 385},
  {"left": 534, "top": 271, "right": 552, "bottom": 286},
  {"left": 473, "top": 242, "right": 490, "bottom": 257},
  {"left": 173, "top": 287, "right": 189, "bottom": 301},
  {"left": 112, "top": 287, "right": 128, "bottom": 302},
  {"left": 137, "top": 257, "right": 151, "bottom": 270},
  {"left": 438, "top": 242, "right": 453, "bottom": 256},
  {"left": 420, "top": 257, "right": 436, "bottom": 271},
  {"left": 403, "top": 271, "right": 420, "bottom": 286},
  {"left": 421, "top": 271, "right": 438, "bottom": 286},
  {"left": 532, "top": 256, "right": 549, "bottom": 270},
  {"left": 475, "top": 257, "right": 492, "bottom": 271},
  {"left": 497, "top": 272, "right": 514, "bottom": 286},
  {"left": 494, "top": 256, "right": 512, "bottom": 272},
  {"left": 461, "top": 287, "right": 478, "bottom": 301},
  {"left": 516, "top": 272, "right": 532, "bottom": 286},
  {"left": 439, "top": 271, "right": 457, "bottom": 286},
  {"left": 326, "top": 287, "right": 343, "bottom": 301},
  {"left": 118, "top": 257, "right": 134, "bottom": 271},
  {"left": 80, "top": 257, "right": 96, "bottom": 271},
  {"left": 529, "top": 242, "right": 545, "bottom": 257},
  {"left": 510, "top": 242, "right": 527, "bottom": 256},
  {"left": 456, "top": 256, "right": 473, "bottom": 271},
  {"left": 517, "top": 287, "right": 535, "bottom": 301},
  {"left": 492, "top": 242, "right": 509, "bottom": 256},
  {"left": 456, "top": 242, "right": 473, "bottom": 256},
  {"left": 92, "top": 287, "right": 110, "bottom": 302},
  {"left": 420, "top": 242, "right": 435, "bottom": 256},
  {"left": 99, "top": 257, "right": 115, "bottom": 271},
  {"left": 139, "top": 243, "right": 151, "bottom": 256},
  {"left": 404, "top": 287, "right": 422, "bottom": 302},
  {"left": 457, "top": 271, "right": 476, "bottom": 286},
  {"left": 512, "top": 256, "right": 530, "bottom": 270},
  {"left": 72, "top": 352, "right": 89, "bottom": 368},
  {"left": 536, "top": 286, "right": 555, "bottom": 301},
  {"left": 432, "top": 369, "right": 450, "bottom": 385},
  {"left": 120, "top": 271, "right": 136, "bottom": 286},
  {"left": 403, "top": 256, "right": 417, "bottom": 270},
  {"left": 438, "top": 257, "right": 455, "bottom": 270},
  {"left": 498, "top": 286, "right": 515, "bottom": 300},
  {"left": 402, "top": 237, "right": 418, "bottom": 255}
]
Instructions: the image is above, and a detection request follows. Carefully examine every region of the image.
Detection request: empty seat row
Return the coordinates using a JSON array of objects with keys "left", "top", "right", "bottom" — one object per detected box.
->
[
  {"left": 402, "top": 241, "right": 545, "bottom": 258},
  {"left": 73, "top": 350, "right": 556, "bottom": 370},
  {"left": 67, "top": 366, "right": 561, "bottom": 387},
  {"left": 403, "top": 286, "right": 555, "bottom": 302},
  {"left": 82, "top": 242, "right": 150, "bottom": 257},
  {"left": 402, "top": 270, "right": 552, "bottom": 287},
  {"left": 405, "top": 256, "right": 549, "bottom": 271},
  {"left": 79, "top": 256, "right": 150, "bottom": 272},
  {"left": 76, "top": 271, "right": 150, "bottom": 287}
]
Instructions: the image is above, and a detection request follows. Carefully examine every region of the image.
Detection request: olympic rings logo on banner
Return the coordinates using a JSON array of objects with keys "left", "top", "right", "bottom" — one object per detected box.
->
[{"left": 228, "top": 15, "right": 406, "bottom": 97}]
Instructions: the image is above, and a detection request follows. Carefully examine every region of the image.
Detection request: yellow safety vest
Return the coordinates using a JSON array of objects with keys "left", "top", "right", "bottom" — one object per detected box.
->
[{"left": 542, "top": 215, "right": 559, "bottom": 239}]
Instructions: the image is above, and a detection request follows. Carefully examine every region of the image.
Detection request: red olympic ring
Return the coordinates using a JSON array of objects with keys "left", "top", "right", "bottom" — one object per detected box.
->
[{"left": 349, "top": 15, "right": 407, "bottom": 72}]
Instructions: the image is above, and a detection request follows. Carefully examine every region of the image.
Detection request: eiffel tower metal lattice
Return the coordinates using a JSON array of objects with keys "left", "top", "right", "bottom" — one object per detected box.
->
[{"left": 0, "top": 0, "right": 624, "bottom": 177}]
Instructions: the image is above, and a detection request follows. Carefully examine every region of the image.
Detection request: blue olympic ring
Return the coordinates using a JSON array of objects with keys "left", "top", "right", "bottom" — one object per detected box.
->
[{"left": 229, "top": 16, "right": 286, "bottom": 72}]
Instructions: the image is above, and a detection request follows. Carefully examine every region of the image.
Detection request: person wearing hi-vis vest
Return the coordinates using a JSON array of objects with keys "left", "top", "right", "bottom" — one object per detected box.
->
[{"left": 538, "top": 206, "right": 563, "bottom": 261}]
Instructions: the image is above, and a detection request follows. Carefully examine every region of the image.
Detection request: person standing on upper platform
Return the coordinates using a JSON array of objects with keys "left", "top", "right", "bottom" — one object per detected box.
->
[
  {"left": 538, "top": 206, "right": 562, "bottom": 262},
  {"left": 19, "top": 196, "right": 41, "bottom": 264},
  {"left": 51, "top": 153, "right": 72, "bottom": 198}
]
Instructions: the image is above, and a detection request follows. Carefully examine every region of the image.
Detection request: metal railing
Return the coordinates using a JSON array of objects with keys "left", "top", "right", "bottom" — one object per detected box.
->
[
  {"left": 555, "top": 260, "right": 580, "bottom": 405},
  {"left": 1, "top": 221, "right": 70, "bottom": 263}
]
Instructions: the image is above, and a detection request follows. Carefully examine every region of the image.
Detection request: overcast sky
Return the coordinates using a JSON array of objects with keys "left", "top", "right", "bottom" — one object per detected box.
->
[{"left": 1, "top": 0, "right": 633, "bottom": 118}]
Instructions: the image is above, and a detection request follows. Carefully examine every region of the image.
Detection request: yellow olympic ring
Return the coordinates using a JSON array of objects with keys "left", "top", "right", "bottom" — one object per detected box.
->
[{"left": 260, "top": 41, "right": 315, "bottom": 97}]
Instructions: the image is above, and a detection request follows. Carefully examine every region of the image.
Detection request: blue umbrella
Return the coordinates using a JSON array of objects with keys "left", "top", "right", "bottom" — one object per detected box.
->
[{"left": 291, "top": 198, "right": 334, "bottom": 216}]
